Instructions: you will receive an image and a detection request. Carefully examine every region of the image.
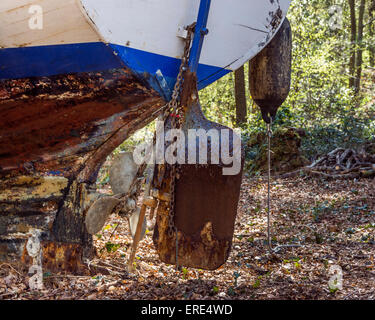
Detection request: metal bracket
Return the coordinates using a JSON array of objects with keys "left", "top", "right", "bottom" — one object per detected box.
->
[{"left": 177, "top": 26, "right": 188, "bottom": 39}]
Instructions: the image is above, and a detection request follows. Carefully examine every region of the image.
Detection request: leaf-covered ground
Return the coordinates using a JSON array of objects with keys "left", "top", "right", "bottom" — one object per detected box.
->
[{"left": 1, "top": 176, "right": 374, "bottom": 300}]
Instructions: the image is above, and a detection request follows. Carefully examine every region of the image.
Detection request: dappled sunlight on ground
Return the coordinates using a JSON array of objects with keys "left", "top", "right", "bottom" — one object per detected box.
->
[{"left": 1, "top": 176, "right": 374, "bottom": 300}]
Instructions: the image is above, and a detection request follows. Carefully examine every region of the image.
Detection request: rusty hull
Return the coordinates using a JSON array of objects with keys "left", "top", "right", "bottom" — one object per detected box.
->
[
  {"left": 0, "top": 68, "right": 164, "bottom": 178},
  {"left": 0, "top": 68, "right": 165, "bottom": 273}
]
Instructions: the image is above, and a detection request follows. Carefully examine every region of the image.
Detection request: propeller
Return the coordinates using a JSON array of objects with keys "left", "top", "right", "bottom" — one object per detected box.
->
[
  {"left": 109, "top": 152, "right": 139, "bottom": 195},
  {"left": 85, "top": 151, "right": 147, "bottom": 239}
]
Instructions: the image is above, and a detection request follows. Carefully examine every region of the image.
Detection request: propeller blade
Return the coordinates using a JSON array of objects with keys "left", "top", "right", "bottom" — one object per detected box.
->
[
  {"left": 85, "top": 197, "right": 120, "bottom": 235},
  {"left": 109, "top": 152, "right": 139, "bottom": 195}
]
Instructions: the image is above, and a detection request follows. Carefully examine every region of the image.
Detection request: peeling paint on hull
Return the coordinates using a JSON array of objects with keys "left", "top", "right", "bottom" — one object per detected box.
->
[
  {"left": 0, "top": 68, "right": 164, "bottom": 176},
  {"left": 0, "top": 68, "right": 164, "bottom": 273}
]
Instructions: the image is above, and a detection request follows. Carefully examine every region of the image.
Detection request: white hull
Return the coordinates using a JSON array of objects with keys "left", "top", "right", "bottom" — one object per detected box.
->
[
  {"left": 0, "top": 0, "right": 100, "bottom": 48},
  {"left": 0, "top": 0, "right": 291, "bottom": 98}
]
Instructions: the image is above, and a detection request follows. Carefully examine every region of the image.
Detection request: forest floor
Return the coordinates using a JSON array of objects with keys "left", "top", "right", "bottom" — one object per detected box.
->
[{"left": 1, "top": 175, "right": 374, "bottom": 300}]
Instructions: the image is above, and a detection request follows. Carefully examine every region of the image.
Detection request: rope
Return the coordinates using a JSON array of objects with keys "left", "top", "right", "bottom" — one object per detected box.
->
[{"left": 267, "top": 120, "right": 272, "bottom": 252}]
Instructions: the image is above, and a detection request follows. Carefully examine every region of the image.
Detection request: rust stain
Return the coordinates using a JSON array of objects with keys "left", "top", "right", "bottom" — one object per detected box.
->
[
  {"left": 0, "top": 64, "right": 165, "bottom": 272},
  {"left": 153, "top": 164, "right": 241, "bottom": 270},
  {"left": 0, "top": 68, "right": 164, "bottom": 176},
  {"left": 41, "top": 242, "right": 88, "bottom": 274},
  {"left": 21, "top": 241, "right": 89, "bottom": 275}
]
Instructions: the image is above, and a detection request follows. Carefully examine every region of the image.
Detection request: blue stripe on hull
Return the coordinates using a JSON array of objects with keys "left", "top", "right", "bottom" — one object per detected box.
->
[
  {"left": 0, "top": 43, "right": 124, "bottom": 80},
  {"left": 110, "top": 44, "right": 230, "bottom": 99},
  {"left": 0, "top": 42, "right": 230, "bottom": 99}
]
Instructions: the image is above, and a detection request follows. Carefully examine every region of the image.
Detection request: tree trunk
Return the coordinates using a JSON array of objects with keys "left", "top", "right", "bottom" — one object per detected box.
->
[
  {"left": 354, "top": 0, "right": 366, "bottom": 94},
  {"left": 369, "top": 0, "right": 375, "bottom": 67},
  {"left": 348, "top": 0, "right": 357, "bottom": 89},
  {"left": 248, "top": 62, "right": 257, "bottom": 115},
  {"left": 234, "top": 66, "right": 247, "bottom": 125}
]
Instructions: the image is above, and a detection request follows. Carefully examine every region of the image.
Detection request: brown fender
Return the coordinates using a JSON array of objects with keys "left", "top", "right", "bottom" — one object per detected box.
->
[{"left": 249, "top": 18, "right": 292, "bottom": 123}]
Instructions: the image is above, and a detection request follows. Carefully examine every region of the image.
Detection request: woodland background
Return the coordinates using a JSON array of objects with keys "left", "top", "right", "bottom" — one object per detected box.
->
[
  {"left": 122, "top": 0, "right": 375, "bottom": 164},
  {"left": 201, "top": 0, "right": 375, "bottom": 169},
  {"left": 2, "top": 0, "right": 375, "bottom": 300},
  {"left": 200, "top": 0, "right": 375, "bottom": 164},
  {"left": 117, "top": 0, "right": 375, "bottom": 176}
]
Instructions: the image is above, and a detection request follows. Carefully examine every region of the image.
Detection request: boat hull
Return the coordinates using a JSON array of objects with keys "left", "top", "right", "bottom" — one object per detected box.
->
[
  {"left": 0, "top": 68, "right": 164, "bottom": 272},
  {"left": 1, "top": 0, "right": 291, "bottom": 99},
  {"left": 0, "top": 0, "right": 291, "bottom": 272},
  {"left": 0, "top": 69, "right": 164, "bottom": 178}
]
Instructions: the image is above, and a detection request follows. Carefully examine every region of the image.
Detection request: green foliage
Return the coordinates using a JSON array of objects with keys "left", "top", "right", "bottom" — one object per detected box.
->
[
  {"left": 105, "top": 242, "right": 120, "bottom": 253},
  {"left": 200, "top": 72, "right": 237, "bottom": 128},
  {"left": 117, "top": 121, "right": 156, "bottom": 153},
  {"left": 329, "top": 287, "right": 339, "bottom": 294},
  {"left": 181, "top": 267, "right": 189, "bottom": 279},
  {"left": 252, "top": 278, "right": 261, "bottom": 289},
  {"left": 198, "top": 0, "right": 375, "bottom": 168},
  {"left": 106, "top": 0, "right": 375, "bottom": 174}
]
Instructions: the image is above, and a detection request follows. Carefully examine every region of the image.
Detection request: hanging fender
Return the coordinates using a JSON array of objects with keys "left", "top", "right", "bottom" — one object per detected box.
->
[{"left": 249, "top": 18, "right": 292, "bottom": 123}]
